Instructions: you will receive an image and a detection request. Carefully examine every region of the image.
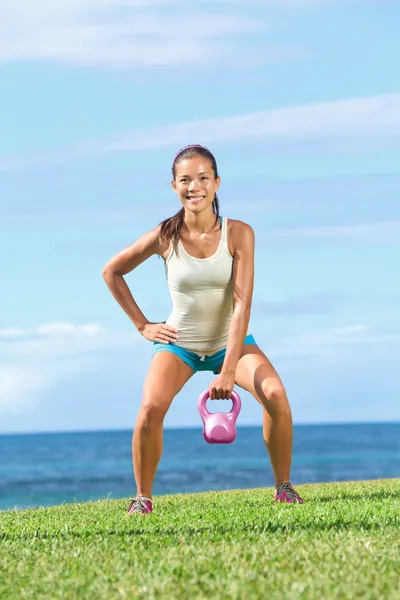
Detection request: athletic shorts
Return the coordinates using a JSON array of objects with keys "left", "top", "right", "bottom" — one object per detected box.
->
[{"left": 152, "top": 333, "right": 258, "bottom": 374}]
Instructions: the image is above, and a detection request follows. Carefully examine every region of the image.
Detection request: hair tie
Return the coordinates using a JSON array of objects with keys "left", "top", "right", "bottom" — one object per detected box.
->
[{"left": 173, "top": 144, "right": 212, "bottom": 163}]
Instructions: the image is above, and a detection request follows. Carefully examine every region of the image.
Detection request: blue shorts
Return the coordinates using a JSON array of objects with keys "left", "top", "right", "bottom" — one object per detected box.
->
[{"left": 152, "top": 334, "right": 257, "bottom": 374}]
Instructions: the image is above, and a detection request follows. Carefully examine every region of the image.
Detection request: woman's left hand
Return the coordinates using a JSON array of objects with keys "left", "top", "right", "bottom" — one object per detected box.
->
[{"left": 208, "top": 370, "right": 236, "bottom": 400}]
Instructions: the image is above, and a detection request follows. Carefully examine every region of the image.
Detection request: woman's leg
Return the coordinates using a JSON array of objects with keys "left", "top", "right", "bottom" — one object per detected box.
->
[
  {"left": 133, "top": 351, "right": 194, "bottom": 499},
  {"left": 234, "top": 344, "right": 293, "bottom": 487}
]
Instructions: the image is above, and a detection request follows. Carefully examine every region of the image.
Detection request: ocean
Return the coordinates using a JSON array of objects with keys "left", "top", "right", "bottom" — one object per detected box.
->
[{"left": 1, "top": 423, "right": 399, "bottom": 511}]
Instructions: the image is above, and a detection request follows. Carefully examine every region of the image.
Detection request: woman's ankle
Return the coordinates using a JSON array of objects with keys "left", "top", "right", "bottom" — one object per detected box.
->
[{"left": 136, "top": 492, "right": 152, "bottom": 500}]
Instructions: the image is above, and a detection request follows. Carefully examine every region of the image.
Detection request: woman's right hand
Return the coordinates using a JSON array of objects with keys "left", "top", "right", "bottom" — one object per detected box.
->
[{"left": 139, "top": 322, "right": 179, "bottom": 344}]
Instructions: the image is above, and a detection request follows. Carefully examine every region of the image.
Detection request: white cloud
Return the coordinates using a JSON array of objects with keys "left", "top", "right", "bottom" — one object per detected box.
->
[
  {"left": 1, "top": 93, "right": 399, "bottom": 172},
  {"left": 0, "top": 322, "right": 105, "bottom": 340},
  {"left": 36, "top": 322, "right": 104, "bottom": 336},
  {"left": 0, "top": 321, "right": 136, "bottom": 358},
  {"left": 0, "top": 321, "right": 142, "bottom": 414},
  {"left": 0, "top": 0, "right": 302, "bottom": 71},
  {"left": 73, "top": 93, "right": 400, "bottom": 154}
]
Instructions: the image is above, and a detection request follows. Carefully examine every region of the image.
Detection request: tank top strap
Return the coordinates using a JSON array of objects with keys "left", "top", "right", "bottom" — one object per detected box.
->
[{"left": 220, "top": 215, "right": 228, "bottom": 248}]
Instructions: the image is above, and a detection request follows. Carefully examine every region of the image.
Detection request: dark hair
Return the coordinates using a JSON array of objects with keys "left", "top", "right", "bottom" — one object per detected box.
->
[{"left": 159, "top": 145, "right": 220, "bottom": 255}]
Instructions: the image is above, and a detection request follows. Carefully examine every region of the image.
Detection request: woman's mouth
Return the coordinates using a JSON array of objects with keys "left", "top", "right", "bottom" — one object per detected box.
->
[{"left": 186, "top": 196, "right": 205, "bottom": 203}]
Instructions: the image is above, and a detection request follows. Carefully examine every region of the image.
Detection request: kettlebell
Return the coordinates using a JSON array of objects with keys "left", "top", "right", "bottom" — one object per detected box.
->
[{"left": 197, "top": 388, "right": 241, "bottom": 444}]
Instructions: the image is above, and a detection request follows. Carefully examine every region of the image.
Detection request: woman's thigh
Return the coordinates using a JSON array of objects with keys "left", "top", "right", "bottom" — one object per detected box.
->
[
  {"left": 234, "top": 344, "right": 285, "bottom": 407},
  {"left": 141, "top": 351, "right": 195, "bottom": 416}
]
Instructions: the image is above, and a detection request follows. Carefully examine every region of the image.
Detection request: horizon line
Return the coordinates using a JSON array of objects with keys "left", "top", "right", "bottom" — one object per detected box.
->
[{"left": 2, "top": 420, "right": 400, "bottom": 437}]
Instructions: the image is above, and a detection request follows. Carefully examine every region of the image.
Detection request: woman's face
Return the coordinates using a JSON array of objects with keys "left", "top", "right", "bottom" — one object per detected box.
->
[{"left": 172, "top": 155, "right": 220, "bottom": 212}]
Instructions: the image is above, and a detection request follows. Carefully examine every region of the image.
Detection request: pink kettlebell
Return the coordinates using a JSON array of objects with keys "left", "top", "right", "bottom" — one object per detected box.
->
[{"left": 197, "top": 389, "right": 242, "bottom": 444}]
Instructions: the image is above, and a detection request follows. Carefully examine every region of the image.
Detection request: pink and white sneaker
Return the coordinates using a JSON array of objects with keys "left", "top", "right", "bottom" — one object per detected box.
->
[
  {"left": 127, "top": 496, "right": 153, "bottom": 515},
  {"left": 274, "top": 482, "right": 304, "bottom": 504}
]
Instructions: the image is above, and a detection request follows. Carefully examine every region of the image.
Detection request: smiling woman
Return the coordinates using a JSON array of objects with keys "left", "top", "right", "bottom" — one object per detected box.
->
[
  {"left": 159, "top": 145, "right": 221, "bottom": 256},
  {"left": 102, "top": 144, "right": 303, "bottom": 515}
]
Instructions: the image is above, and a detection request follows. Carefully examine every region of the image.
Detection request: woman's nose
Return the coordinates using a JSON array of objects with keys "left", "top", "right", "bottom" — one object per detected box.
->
[{"left": 188, "top": 180, "right": 197, "bottom": 191}]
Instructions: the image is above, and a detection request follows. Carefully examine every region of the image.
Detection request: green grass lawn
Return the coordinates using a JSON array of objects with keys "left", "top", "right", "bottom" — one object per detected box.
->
[{"left": 1, "top": 480, "right": 399, "bottom": 600}]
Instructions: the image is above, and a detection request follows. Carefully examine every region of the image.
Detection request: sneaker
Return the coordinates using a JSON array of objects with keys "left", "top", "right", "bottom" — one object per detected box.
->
[
  {"left": 274, "top": 482, "right": 304, "bottom": 504},
  {"left": 127, "top": 496, "right": 153, "bottom": 515}
]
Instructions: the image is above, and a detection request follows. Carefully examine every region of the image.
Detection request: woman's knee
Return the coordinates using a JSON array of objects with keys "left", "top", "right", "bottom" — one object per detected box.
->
[
  {"left": 137, "top": 396, "right": 169, "bottom": 430},
  {"left": 260, "top": 379, "right": 290, "bottom": 415}
]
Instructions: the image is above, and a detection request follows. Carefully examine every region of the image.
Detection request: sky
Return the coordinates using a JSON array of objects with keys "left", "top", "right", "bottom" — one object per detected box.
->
[{"left": 0, "top": 0, "right": 399, "bottom": 434}]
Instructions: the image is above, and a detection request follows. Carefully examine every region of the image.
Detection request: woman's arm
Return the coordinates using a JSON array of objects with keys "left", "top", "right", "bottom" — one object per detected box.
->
[
  {"left": 102, "top": 226, "right": 161, "bottom": 331},
  {"left": 220, "top": 220, "right": 255, "bottom": 376},
  {"left": 101, "top": 225, "right": 179, "bottom": 347}
]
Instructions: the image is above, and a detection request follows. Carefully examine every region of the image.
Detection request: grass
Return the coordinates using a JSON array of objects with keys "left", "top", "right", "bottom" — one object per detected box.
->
[{"left": 1, "top": 480, "right": 399, "bottom": 600}]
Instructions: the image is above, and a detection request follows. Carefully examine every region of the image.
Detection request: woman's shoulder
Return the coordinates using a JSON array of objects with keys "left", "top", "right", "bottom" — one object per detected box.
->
[
  {"left": 132, "top": 223, "right": 170, "bottom": 259},
  {"left": 225, "top": 218, "right": 255, "bottom": 255},
  {"left": 226, "top": 217, "right": 255, "bottom": 237}
]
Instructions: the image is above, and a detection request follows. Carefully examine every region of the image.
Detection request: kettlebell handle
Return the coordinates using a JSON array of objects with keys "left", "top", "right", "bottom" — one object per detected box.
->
[{"left": 197, "top": 388, "right": 241, "bottom": 420}]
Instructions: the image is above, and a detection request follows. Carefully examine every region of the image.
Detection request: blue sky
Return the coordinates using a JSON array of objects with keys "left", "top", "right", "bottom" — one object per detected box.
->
[{"left": 0, "top": 0, "right": 399, "bottom": 434}]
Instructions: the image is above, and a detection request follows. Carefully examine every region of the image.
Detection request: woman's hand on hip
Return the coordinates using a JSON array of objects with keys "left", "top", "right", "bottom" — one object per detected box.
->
[
  {"left": 208, "top": 370, "right": 236, "bottom": 400},
  {"left": 140, "top": 322, "right": 179, "bottom": 344}
]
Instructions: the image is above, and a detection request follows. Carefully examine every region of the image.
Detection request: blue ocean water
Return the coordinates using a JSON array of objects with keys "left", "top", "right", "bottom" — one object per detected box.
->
[{"left": 1, "top": 423, "right": 399, "bottom": 511}]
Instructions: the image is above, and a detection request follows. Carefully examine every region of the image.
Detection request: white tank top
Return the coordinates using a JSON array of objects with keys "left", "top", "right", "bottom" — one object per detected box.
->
[{"left": 164, "top": 216, "right": 249, "bottom": 355}]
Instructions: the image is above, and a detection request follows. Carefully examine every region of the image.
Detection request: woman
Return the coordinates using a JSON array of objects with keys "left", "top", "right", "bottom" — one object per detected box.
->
[{"left": 102, "top": 145, "right": 304, "bottom": 514}]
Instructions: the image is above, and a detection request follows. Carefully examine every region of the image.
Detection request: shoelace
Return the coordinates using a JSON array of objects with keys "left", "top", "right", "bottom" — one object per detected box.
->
[
  {"left": 128, "top": 497, "right": 151, "bottom": 513},
  {"left": 276, "top": 482, "right": 300, "bottom": 501}
]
